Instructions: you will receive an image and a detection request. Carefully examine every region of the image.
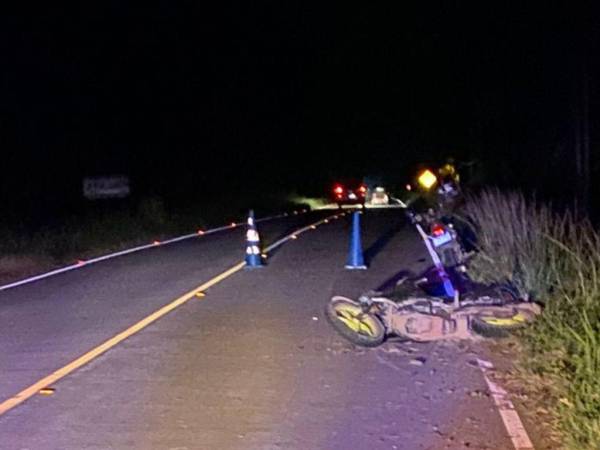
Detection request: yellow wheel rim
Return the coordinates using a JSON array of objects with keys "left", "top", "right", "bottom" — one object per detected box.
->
[
  {"left": 334, "top": 304, "right": 378, "bottom": 337},
  {"left": 479, "top": 312, "right": 528, "bottom": 326}
]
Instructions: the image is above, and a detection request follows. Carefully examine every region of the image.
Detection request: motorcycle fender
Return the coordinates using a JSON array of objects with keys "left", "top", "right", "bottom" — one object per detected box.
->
[{"left": 390, "top": 312, "right": 471, "bottom": 342}]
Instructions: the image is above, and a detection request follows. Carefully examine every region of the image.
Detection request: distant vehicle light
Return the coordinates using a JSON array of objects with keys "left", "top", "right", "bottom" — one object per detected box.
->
[
  {"left": 417, "top": 169, "right": 437, "bottom": 190},
  {"left": 331, "top": 179, "right": 366, "bottom": 206},
  {"left": 375, "top": 187, "right": 384, "bottom": 192}
]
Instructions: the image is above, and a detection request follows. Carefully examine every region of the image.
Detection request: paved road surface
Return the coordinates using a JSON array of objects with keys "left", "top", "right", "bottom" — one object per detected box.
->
[{"left": 1, "top": 209, "right": 517, "bottom": 449}]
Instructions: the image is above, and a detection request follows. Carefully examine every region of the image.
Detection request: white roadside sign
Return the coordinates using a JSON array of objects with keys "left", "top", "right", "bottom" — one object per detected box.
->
[{"left": 83, "top": 175, "right": 130, "bottom": 199}]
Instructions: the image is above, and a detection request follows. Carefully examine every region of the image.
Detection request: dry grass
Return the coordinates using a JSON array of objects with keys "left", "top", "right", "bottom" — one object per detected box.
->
[
  {"left": 0, "top": 254, "right": 56, "bottom": 285},
  {"left": 0, "top": 192, "right": 306, "bottom": 286},
  {"left": 463, "top": 189, "right": 600, "bottom": 449}
]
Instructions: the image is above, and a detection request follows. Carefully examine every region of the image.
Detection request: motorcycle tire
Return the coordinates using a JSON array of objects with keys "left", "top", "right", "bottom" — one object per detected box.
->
[
  {"left": 470, "top": 309, "right": 529, "bottom": 338},
  {"left": 440, "top": 247, "right": 459, "bottom": 267},
  {"left": 325, "top": 297, "right": 386, "bottom": 347},
  {"left": 493, "top": 284, "right": 520, "bottom": 304}
]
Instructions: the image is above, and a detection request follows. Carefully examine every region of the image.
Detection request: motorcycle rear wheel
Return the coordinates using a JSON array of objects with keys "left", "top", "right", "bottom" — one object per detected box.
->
[
  {"left": 325, "top": 298, "right": 386, "bottom": 347},
  {"left": 470, "top": 309, "right": 529, "bottom": 338},
  {"left": 494, "top": 284, "right": 520, "bottom": 303},
  {"left": 440, "top": 247, "right": 459, "bottom": 267}
]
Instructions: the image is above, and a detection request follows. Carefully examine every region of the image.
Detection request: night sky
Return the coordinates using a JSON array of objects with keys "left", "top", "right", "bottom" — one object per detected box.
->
[{"left": 1, "top": 3, "right": 599, "bottom": 215}]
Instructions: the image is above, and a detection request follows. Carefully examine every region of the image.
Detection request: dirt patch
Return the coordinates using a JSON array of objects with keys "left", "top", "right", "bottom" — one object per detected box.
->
[
  {"left": 0, "top": 254, "right": 57, "bottom": 286},
  {"left": 486, "top": 338, "right": 564, "bottom": 450}
]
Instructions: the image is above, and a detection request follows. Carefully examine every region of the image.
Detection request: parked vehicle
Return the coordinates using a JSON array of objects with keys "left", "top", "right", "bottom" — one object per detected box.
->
[
  {"left": 331, "top": 179, "right": 367, "bottom": 208},
  {"left": 368, "top": 186, "right": 390, "bottom": 205}
]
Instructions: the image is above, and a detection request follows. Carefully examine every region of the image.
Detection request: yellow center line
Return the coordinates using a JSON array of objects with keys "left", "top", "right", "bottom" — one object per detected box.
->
[
  {"left": 0, "top": 261, "right": 246, "bottom": 417},
  {"left": 0, "top": 211, "right": 341, "bottom": 417}
]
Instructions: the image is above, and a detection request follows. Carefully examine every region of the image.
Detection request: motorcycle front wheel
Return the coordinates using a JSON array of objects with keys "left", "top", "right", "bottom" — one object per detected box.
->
[{"left": 325, "top": 297, "right": 386, "bottom": 347}]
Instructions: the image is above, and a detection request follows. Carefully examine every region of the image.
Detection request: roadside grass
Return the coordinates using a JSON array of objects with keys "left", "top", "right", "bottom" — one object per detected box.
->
[
  {"left": 463, "top": 189, "right": 600, "bottom": 449},
  {"left": 0, "top": 192, "right": 311, "bottom": 285}
]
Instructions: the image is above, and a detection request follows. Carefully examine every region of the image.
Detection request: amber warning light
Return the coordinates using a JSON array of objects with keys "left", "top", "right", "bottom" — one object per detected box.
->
[{"left": 417, "top": 169, "right": 437, "bottom": 190}]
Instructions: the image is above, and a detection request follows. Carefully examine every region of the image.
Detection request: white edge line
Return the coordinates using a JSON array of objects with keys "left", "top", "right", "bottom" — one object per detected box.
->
[
  {"left": 0, "top": 212, "right": 301, "bottom": 292},
  {"left": 476, "top": 358, "right": 535, "bottom": 450},
  {"left": 0, "top": 209, "right": 336, "bottom": 416}
]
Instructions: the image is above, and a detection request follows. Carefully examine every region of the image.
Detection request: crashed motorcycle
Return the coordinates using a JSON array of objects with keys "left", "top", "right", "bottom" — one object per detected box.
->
[
  {"left": 325, "top": 288, "right": 541, "bottom": 347},
  {"left": 325, "top": 200, "right": 541, "bottom": 346},
  {"left": 408, "top": 207, "right": 467, "bottom": 272}
]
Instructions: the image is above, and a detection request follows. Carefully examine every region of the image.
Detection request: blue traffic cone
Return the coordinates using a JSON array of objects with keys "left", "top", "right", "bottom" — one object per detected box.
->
[
  {"left": 345, "top": 211, "right": 367, "bottom": 269},
  {"left": 245, "top": 210, "right": 264, "bottom": 268}
]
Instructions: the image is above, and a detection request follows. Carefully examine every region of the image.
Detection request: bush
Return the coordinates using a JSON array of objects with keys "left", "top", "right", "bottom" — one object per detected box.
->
[
  {"left": 463, "top": 189, "right": 600, "bottom": 449},
  {"left": 137, "top": 196, "right": 168, "bottom": 227},
  {"left": 462, "top": 189, "right": 566, "bottom": 301},
  {"left": 0, "top": 192, "right": 306, "bottom": 270}
]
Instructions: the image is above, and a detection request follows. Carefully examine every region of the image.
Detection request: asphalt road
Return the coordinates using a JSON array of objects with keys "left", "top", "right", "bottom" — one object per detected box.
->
[{"left": 0, "top": 209, "right": 517, "bottom": 449}]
